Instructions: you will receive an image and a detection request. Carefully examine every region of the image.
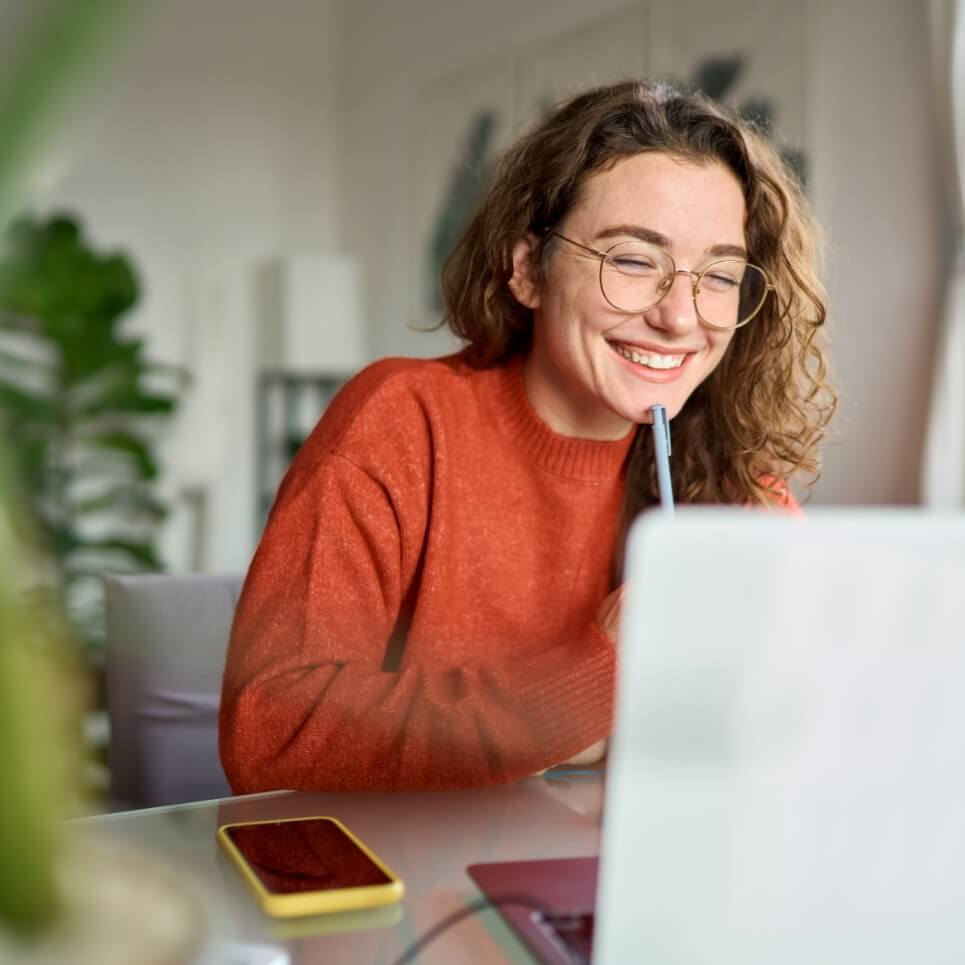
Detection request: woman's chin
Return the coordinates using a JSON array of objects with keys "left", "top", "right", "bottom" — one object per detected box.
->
[{"left": 609, "top": 393, "right": 685, "bottom": 426}]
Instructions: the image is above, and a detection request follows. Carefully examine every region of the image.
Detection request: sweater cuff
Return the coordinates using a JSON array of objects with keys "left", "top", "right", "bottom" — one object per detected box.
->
[{"left": 515, "top": 622, "right": 617, "bottom": 763}]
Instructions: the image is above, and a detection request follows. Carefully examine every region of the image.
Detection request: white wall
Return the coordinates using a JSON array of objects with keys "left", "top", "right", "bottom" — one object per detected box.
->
[
  {"left": 809, "top": 0, "right": 943, "bottom": 504},
  {"left": 18, "top": 0, "right": 343, "bottom": 572}
]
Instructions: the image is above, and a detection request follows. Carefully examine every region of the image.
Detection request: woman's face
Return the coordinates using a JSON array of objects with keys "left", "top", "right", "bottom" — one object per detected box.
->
[{"left": 514, "top": 151, "right": 747, "bottom": 440}]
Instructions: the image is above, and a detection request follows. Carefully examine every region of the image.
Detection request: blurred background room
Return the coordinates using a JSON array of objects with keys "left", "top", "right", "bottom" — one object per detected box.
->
[{"left": 0, "top": 0, "right": 961, "bottom": 858}]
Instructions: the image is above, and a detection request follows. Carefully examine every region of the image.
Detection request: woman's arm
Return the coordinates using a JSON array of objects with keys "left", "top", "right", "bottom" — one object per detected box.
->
[{"left": 218, "top": 450, "right": 616, "bottom": 793}]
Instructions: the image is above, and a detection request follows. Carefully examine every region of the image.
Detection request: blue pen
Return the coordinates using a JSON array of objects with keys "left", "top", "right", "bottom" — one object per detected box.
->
[{"left": 650, "top": 404, "right": 674, "bottom": 515}]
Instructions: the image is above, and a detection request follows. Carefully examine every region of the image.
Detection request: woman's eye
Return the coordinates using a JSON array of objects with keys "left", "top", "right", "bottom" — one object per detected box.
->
[
  {"left": 611, "top": 256, "right": 657, "bottom": 272},
  {"left": 705, "top": 272, "right": 740, "bottom": 289}
]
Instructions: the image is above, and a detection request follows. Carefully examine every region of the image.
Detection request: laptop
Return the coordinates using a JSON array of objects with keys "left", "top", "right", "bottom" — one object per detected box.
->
[{"left": 470, "top": 509, "right": 965, "bottom": 964}]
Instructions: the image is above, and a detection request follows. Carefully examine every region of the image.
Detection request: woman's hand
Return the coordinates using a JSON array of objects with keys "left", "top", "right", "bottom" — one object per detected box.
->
[
  {"left": 560, "top": 739, "right": 607, "bottom": 766},
  {"left": 595, "top": 583, "right": 624, "bottom": 644}
]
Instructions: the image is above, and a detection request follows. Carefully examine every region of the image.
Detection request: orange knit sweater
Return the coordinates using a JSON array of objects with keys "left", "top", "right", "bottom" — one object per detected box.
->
[{"left": 219, "top": 352, "right": 635, "bottom": 792}]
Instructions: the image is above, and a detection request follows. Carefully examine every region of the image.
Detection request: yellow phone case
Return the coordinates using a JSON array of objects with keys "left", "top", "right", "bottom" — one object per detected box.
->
[{"left": 216, "top": 816, "right": 405, "bottom": 918}]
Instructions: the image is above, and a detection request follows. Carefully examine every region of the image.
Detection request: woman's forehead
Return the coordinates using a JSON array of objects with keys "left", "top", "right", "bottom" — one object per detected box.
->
[{"left": 564, "top": 152, "right": 747, "bottom": 252}]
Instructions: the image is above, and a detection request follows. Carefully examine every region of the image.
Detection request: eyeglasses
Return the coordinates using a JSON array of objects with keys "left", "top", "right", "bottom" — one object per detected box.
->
[{"left": 548, "top": 231, "right": 775, "bottom": 331}]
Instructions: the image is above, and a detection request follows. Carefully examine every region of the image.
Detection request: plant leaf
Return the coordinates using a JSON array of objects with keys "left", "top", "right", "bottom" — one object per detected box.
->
[
  {"left": 0, "top": 383, "right": 58, "bottom": 423},
  {"left": 79, "top": 431, "right": 159, "bottom": 479},
  {"left": 72, "top": 379, "right": 177, "bottom": 417}
]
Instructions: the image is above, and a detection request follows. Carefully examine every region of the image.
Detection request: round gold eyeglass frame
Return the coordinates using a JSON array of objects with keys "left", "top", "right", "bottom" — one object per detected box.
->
[{"left": 548, "top": 230, "right": 776, "bottom": 331}]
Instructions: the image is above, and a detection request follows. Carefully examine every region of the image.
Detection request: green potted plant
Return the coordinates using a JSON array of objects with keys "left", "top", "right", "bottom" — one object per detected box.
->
[{"left": 0, "top": 213, "right": 182, "bottom": 662}]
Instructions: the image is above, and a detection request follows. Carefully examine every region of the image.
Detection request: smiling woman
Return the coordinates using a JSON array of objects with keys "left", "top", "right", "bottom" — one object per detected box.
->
[
  {"left": 446, "top": 81, "right": 835, "bottom": 525},
  {"left": 219, "top": 80, "right": 835, "bottom": 793}
]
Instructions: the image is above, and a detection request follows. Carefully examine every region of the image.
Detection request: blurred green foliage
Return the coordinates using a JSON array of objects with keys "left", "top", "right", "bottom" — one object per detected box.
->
[
  {"left": 0, "top": 0, "right": 151, "bottom": 943},
  {"left": 0, "top": 0, "right": 145, "bottom": 942},
  {"left": 0, "top": 0, "right": 134, "bottom": 211},
  {"left": 0, "top": 213, "right": 182, "bottom": 658},
  {"left": 0, "top": 451, "right": 67, "bottom": 937}
]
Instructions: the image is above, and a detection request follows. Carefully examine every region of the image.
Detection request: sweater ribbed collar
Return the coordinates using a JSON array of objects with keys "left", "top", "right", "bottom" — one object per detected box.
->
[{"left": 491, "top": 353, "right": 637, "bottom": 481}]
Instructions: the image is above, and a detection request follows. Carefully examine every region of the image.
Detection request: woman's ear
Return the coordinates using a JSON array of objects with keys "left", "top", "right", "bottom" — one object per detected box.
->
[{"left": 508, "top": 234, "right": 542, "bottom": 310}]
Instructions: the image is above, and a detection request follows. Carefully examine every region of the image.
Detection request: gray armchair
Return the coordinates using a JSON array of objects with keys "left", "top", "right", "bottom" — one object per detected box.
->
[{"left": 103, "top": 573, "right": 243, "bottom": 809}]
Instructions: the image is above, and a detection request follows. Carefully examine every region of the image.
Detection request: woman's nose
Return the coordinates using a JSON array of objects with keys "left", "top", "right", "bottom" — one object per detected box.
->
[{"left": 646, "top": 270, "right": 699, "bottom": 334}]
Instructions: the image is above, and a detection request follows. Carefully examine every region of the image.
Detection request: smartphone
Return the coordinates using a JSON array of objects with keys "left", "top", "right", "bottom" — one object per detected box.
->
[{"left": 216, "top": 816, "right": 405, "bottom": 918}]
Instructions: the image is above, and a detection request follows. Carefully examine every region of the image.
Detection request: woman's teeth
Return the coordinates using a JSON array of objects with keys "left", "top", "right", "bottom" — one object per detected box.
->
[{"left": 611, "top": 342, "right": 685, "bottom": 370}]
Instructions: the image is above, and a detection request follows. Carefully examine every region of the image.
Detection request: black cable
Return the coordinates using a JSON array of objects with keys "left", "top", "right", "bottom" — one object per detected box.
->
[{"left": 389, "top": 892, "right": 583, "bottom": 965}]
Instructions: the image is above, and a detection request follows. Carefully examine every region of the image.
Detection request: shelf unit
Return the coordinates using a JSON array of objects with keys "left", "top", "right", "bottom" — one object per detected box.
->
[{"left": 256, "top": 370, "right": 348, "bottom": 527}]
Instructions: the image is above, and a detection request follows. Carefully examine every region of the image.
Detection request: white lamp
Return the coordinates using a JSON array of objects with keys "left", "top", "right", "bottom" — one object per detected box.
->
[{"left": 259, "top": 252, "right": 365, "bottom": 373}]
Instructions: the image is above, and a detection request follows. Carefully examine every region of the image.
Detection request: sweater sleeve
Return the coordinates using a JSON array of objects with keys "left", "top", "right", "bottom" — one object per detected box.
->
[{"left": 218, "top": 448, "right": 616, "bottom": 793}]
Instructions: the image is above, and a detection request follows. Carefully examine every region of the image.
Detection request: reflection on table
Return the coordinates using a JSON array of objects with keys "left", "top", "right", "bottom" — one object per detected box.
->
[{"left": 78, "top": 769, "right": 604, "bottom": 964}]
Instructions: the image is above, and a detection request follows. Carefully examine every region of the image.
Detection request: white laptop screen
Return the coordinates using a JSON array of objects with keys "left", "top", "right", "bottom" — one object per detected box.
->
[{"left": 596, "top": 509, "right": 965, "bottom": 965}]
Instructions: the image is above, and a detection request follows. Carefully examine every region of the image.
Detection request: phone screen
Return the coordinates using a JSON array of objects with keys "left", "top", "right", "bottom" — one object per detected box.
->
[{"left": 225, "top": 818, "right": 392, "bottom": 894}]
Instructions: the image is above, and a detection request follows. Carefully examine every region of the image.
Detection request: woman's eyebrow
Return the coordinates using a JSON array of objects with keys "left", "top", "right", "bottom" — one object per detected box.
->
[
  {"left": 594, "top": 224, "right": 748, "bottom": 260},
  {"left": 594, "top": 224, "right": 670, "bottom": 247},
  {"left": 707, "top": 242, "right": 749, "bottom": 259}
]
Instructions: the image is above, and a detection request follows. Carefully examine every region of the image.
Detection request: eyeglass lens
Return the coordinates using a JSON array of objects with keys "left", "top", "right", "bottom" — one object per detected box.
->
[{"left": 600, "top": 241, "right": 769, "bottom": 328}]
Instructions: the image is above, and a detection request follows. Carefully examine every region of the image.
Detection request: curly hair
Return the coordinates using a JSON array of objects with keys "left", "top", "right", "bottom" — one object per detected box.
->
[{"left": 441, "top": 80, "right": 835, "bottom": 544}]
